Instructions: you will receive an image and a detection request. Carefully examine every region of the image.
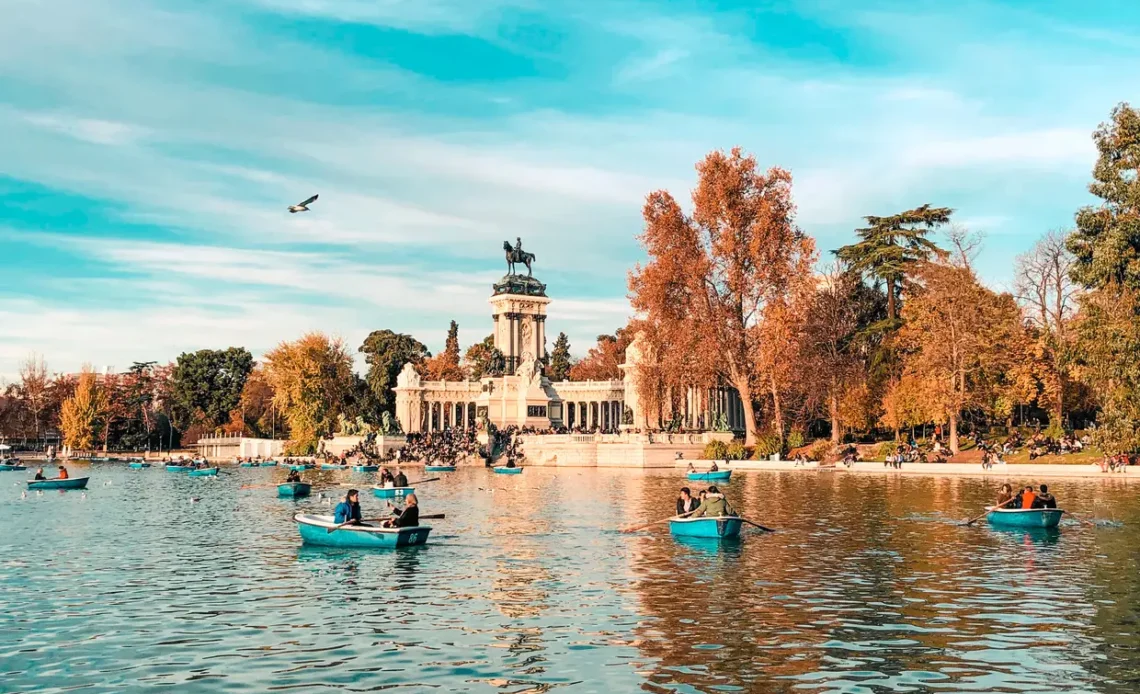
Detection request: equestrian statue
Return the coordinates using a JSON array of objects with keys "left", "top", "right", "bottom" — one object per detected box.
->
[{"left": 503, "top": 237, "right": 536, "bottom": 277}]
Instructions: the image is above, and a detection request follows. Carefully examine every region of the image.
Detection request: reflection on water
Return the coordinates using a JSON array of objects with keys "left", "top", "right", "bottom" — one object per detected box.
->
[{"left": 0, "top": 465, "right": 1137, "bottom": 693}]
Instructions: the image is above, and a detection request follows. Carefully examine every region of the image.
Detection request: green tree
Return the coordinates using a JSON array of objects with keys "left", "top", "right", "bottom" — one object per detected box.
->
[
  {"left": 835, "top": 204, "right": 952, "bottom": 322},
  {"left": 464, "top": 334, "right": 505, "bottom": 379},
  {"left": 549, "top": 332, "right": 573, "bottom": 381},
  {"left": 359, "top": 330, "right": 430, "bottom": 410},
  {"left": 119, "top": 361, "right": 159, "bottom": 450},
  {"left": 170, "top": 348, "right": 253, "bottom": 430}
]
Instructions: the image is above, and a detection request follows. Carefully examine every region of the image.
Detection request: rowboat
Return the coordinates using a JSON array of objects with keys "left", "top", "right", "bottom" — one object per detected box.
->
[
  {"left": 320, "top": 463, "right": 349, "bottom": 470},
  {"left": 986, "top": 507, "right": 1065, "bottom": 529},
  {"left": 0, "top": 464, "right": 27, "bottom": 472},
  {"left": 372, "top": 485, "right": 414, "bottom": 499},
  {"left": 188, "top": 467, "right": 219, "bottom": 477},
  {"left": 239, "top": 462, "right": 260, "bottom": 468},
  {"left": 669, "top": 515, "right": 743, "bottom": 539},
  {"left": 425, "top": 465, "right": 456, "bottom": 472},
  {"left": 353, "top": 465, "right": 379, "bottom": 472},
  {"left": 493, "top": 467, "right": 523, "bottom": 474},
  {"left": 289, "top": 464, "right": 315, "bottom": 471},
  {"left": 294, "top": 513, "right": 432, "bottom": 548},
  {"left": 687, "top": 470, "right": 732, "bottom": 482},
  {"left": 166, "top": 465, "right": 191, "bottom": 472},
  {"left": 260, "top": 461, "right": 278, "bottom": 467},
  {"left": 27, "top": 477, "right": 89, "bottom": 491},
  {"left": 278, "top": 482, "right": 311, "bottom": 498},
  {"left": 128, "top": 462, "right": 151, "bottom": 469}
]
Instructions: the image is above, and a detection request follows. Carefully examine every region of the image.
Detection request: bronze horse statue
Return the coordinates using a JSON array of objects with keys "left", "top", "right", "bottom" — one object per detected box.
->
[{"left": 504, "top": 241, "right": 536, "bottom": 277}]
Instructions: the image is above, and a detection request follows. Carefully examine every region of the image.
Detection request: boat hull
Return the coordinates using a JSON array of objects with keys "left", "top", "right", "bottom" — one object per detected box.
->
[
  {"left": 425, "top": 465, "right": 456, "bottom": 472},
  {"left": 353, "top": 465, "right": 379, "bottom": 472},
  {"left": 295, "top": 513, "right": 431, "bottom": 548},
  {"left": 320, "top": 464, "right": 348, "bottom": 470},
  {"left": 27, "top": 477, "right": 89, "bottom": 491},
  {"left": 278, "top": 482, "right": 311, "bottom": 498},
  {"left": 260, "top": 461, "right": 278, "bottom": 467},
  {"left": 290, "top": 464, "right": 315, "bottom": 471},
  {"left": 128, "top": 462, "right": 151, "bottom": 469},
  {"left": 986, "top": 508, "right": 1064, "bottom": 529},
  {"left": 0, "top": 465, "right": 27, "bottom": 472},
  {"left": 166, "top": 465, "right": 191, "bottom": 472},
  {"left": 687, "top": 470, "right": 732, "bottom": 482},
  {"left": 669, "top": 516, "right": 743, "bottom": 538},
  {"left": 239, "top": 462, "right": 259, "bottom": 468},
  {"left": 372, "top": 486, "right": 414, "bottom": 499},
  {"left": 188, "top": 467, "right": 219, "bottom": 477},
  {"left": 493, "top": 467, "right": 523, "bottom": 474}
]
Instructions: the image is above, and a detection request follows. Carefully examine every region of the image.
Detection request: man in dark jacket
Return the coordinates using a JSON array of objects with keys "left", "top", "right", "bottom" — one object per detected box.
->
[
  {"left": 676, "top": 487, "right": 699, "bottom": 515},
  {"left": 385, "top": 493, "right": 420, "bottom": 527},
  {"left": 394, "top": 469, "right": 408, "bottom": 487},
  {"left": 1034, "top": 484, "right": 1058, "bottom": 509}
]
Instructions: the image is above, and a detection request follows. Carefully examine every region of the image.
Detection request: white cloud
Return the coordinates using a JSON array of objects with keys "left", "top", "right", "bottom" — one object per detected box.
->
[{"left": 23, "top": 113, "right": 146, "bottom": 146}]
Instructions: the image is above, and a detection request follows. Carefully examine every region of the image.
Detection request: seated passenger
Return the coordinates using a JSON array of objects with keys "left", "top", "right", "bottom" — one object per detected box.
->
[
  {"left": 1034, "top": 484, "right": 1057, "bottom": 509},
  {"left": 334, "top": 490, "right": 363, "bottom": 525},
  {"left": 34, "top": 467, "right": 46, "bottom": 481},
  {"left": 1019, "top": 485, "right": 1037, "bottom": 509},
  {"left": 676, "top": 487, "right": 699, "bottom": 515},
  {"left": 384, "top": 493, "right": 420, "bottom": 528},
  {"left": 57, "top": 466, "right": 69, "bottom": 480},
  {"left": 286, "top": 470, "right": 301, "bottom": 483},
  {"left": 690, "top": 485, "right": 735, "bottom": 518},
  {"left": 995, "top": 483, "right": 1014, "bottom": 508}
]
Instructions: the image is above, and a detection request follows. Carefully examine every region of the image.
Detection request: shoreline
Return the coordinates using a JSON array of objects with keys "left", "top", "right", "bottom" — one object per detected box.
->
[{"left": 680, "top": 459, "right": 1136, "bottom": 480}]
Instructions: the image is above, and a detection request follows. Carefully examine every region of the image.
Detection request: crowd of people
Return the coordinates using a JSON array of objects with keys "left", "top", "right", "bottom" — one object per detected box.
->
[{"left": 396, "top": 430, "right": 481, "bottom": 465}]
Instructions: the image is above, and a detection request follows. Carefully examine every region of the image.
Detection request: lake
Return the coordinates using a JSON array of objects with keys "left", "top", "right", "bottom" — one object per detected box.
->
[{"left": 1, "top": 465, "right": 1137, "bottom": 693}]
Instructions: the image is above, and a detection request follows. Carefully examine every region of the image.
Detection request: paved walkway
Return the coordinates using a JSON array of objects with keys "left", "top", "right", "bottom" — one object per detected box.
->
[{"left": 680, "top": 459, "right": 1136, "bottom": 480}]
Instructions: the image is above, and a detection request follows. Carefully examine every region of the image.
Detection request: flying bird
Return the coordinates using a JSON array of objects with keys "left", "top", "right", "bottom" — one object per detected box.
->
[{"left": 288, "top": 194, "right": 318, "bottom": 213}]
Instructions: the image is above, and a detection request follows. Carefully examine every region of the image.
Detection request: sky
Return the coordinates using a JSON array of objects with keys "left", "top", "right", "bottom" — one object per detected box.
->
[{"left": 1, "top": 0, "right": 1138, "bottom": 379}]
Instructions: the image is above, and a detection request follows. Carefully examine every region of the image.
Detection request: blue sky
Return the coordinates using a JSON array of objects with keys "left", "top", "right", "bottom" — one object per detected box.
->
[{"left": 1, "top": 0, "right": 1138, "bottom": 377}]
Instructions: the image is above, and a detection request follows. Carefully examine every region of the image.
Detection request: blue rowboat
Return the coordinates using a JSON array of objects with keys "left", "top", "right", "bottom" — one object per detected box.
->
[
  {"left": 320, "top": 463, "right": 349, "bottom": 470},
  {"left": 128, "top": 462, "right": 151, "bottom": 469},
  {"left": 0, "top": 464, "right": 27, "bottom": 472},
  {"left": 289, "top": 464, "right": 314, "bottom": 471},
  {"left": 687, "top": 470, "right": 732, "bottom": 482},
  {"left": 425, "top": 465, "right": 456, "bottom": 472},
  {"left": 669, "top": 515, "right": 743, "bottom": 539},
  {"left": 188, "top": 467, "right": 219, "bottom": 477},
  {"left": 295, "top": 513, "right": 431, "bottom": 548},
  {"left": 27, "top": 477, "right": 89, "bottom": 491},
  {"left": 986, "top": 507, "right": 1065, "bottom": 529},
  {"left": 166, "top": 465, "right": 191, "bottom": 472},
  {"left": 353, "top": 465, "right": 379, "bottom": 472},
  {"left": 373, "top": 486, "right": 414, "bottom": 499},
  {"left": 239, "top": 462, "right": 260, "bottom": 468},
  {"left": 260, "top": 461, "right": 278, "bottom": 467},
  {"left": 493, "top": 467, "right": 523, "bottom": 474},
  {"left": 89, "top": 457, "right": 111, "bottom": 462},
  {"left": 278, "top": 482, "right": 311, "bottom": 498}
]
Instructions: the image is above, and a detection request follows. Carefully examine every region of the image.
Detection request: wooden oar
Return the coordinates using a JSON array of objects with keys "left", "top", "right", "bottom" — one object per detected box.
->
[
  {"left": 739, "top": 517, "right": 774, "bottom": 532},
  {"left": 963, "top": 497, "right": 1017, "bottom": 526},
  {"left": 407, "top": 477, "right": 440, "bottom": 485},
  {"left": 622, "top": 510, "right": 695, "bottom": 534}
]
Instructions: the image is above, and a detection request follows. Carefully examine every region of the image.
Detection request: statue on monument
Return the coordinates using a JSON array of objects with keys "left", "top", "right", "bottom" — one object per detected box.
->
[{"left": 503, "top": 236, "right": 536, "bottom": 277}]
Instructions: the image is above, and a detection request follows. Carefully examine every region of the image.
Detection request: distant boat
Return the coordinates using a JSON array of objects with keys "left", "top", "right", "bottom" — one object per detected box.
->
[
  {"left": 260, "top": 461, "right": 278, "bottom": 467},
  {"left": 372, "top": 485, "right": 414, "bottom": 499},
  {"left": 493, "top": 467, "right": 523, "bottom": 475},
  {"left": 278, "top": 482, "right": 311, "bottom": 498},
  {"left": 289, "top": 464, "right": 315, "bottom": 471},
  {"left": 166, "top": 465, "right": 191, "bottom": 472},
  {"left": 239, "top": 462, "right": 260, "bottom": 468},
  {"left": 27, "top": 477, "right": 89, "bottom": 491},
  {"left": 425, "top": 465, "right": 456, "bottom": 472},
  {"left": 353, "top": 465, "right": 379, "bottom": 472},
  {"left": 986, "top": 507, "right": 1064, "bottom": 529},
  {"left": 0, "top": 463, "right": 27, "bottom": 471},
  {"left": 188, "top": 467, "right": 219, "bottom": 477},
  {"left": 669, "top": 516, "right": 742, "bottom": 539},
  {"left": 294, "top": 513, "right": 431, "bottom": 548},
  {"left": 128, "top": 462, "right": 151, "bottom": 469},
  {"left": 687, "top": 470, "right": 732, "bottom": 482},
  {"left": 320, "top": 463, "right": 349, "bottom": 470}
]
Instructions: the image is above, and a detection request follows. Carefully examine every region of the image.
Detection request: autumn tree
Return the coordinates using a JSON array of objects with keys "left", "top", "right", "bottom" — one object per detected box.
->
[
  {"left": 223, "top": 367, "right": 279, "bottom": 438},
  {"left": 835, "top": 204, "right": 952, "bottom": 322},
  {"left": 548, "top": 332, "right": 574, "bottom": 381},
  {"left": 423, "top": 321, "right": 464, "bottom": 381},
  {"left": 18, "top": 354, "right": 49, "bottom": 446},
  {"left": 568, "top": 329, "right": 632, "bottom": 381},
  {"left": 60, "top": 367, "right": 106, "bottom": 451},
  {"left": 464, "top": 335, "right": 504, "bottom": 379},
  {"left": 630, "top": 148, "right": 814, "bottom": 445},
  {"left": 359, "top": 330, "right": 430, "bottom": 409},
  {"left": 263, "top": 332, "right": 355, "bottom": 453},
  {"left": 897, "top": 262, "right": 1025, "bottom": 453}
]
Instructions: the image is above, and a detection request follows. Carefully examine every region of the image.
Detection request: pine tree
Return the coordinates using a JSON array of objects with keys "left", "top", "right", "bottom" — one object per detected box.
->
[{"left": 549, "top": 332, "right": 573, "bottom": 381}]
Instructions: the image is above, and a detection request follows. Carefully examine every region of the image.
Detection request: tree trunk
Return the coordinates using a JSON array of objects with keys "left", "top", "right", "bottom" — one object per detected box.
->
[
  {"left": 949, "top": 413, "right": 959, "bottom": 455},
  {"left": 769, "top": 374, "right": 784, "bottom": 444},
  {"left": 734, "top": 378, "right": 758, "bottom": 446},
  {"left": 887, "top": 277, "right": 897, "bottom": 321},
  {"left": 829, "top": 389, "right": 841, "bottom": 445}
]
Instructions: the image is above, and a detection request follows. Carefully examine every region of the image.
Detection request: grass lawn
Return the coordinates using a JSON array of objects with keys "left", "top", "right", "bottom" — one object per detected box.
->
[{"left": 1002, "top": 449, "right": 1100, "bottom": 465}]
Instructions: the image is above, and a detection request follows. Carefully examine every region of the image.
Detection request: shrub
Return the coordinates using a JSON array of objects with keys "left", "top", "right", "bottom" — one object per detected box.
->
[
  {"left": 807, "top": 440, "right": 831, "bottom": 461},
  {"left": 725, "top": 441, "right": 747, "bottom": 460},
  {"left": 703, "top": 440, "right": 728, "bottom": 460},
  {"left": 786, "top": 429, "right": 805, "bottom": 450},
  {"left": 1043, "top": 420, "right": 1066, "bottom": 440},
  {"left": 878, "top": 441, "right": 897, "bottom": 459},
  {"left": 752, "top": 432, "right": 782, "bottom": 459}
]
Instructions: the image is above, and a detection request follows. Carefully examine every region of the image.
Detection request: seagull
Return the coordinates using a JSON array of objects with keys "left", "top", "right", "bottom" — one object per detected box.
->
[
  {"left": 190, "top": 497, "right": 201, "bottom": 504},
  {"left": 20, "top": 491, "right": 27, "bottom": 499},
  {"left": 288, "top": 194, "right": 318, "bottom": 214}
]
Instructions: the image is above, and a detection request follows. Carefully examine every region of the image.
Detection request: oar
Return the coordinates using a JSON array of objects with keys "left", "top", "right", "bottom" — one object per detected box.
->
[
  {"left": 407, "top": 477, "right": 440, "bottom": 485},
  {"left": 739, "top": 517, "right": 774, "bottom": 532},
  {"left": 622, "top": 510, "right": 695, "bottom": 534},
  {"left": 963, "top": 497, "right": 1017, "bottom": 526},
  {"left": 328, "top": 513, "right": 446, "bottom": 532}
]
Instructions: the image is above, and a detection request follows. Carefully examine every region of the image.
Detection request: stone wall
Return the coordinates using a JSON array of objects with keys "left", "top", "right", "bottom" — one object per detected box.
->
[{"left": 516, "top": 431, "right": 734, "bottom": 468}]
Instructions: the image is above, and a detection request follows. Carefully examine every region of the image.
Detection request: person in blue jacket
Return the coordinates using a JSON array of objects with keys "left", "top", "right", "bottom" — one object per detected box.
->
[{"left": 334, "top": 489, "right": 363, "bottom": 525}]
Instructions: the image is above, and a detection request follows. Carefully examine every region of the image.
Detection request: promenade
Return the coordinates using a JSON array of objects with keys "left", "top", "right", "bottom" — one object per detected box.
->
[{"left": 682, "top": 458, "right": 1136, "bottom": 480}]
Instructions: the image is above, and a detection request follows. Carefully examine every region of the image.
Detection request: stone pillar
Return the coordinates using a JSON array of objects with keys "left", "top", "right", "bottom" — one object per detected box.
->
[{"left": 394, "top": 363, "right": 425, "bottom": 434}]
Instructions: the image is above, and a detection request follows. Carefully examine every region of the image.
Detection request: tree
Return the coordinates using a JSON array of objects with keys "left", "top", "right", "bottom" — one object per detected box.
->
[
  {"left": 1073, "top": 285, "right": 1140, "bottom": 453},
  {"left": 835, "top": 204, "right": 952, "bottom": 322},
  {"left": 60, "top": 367, "right": 106, "bottom": 451},
  {"left": 359, "top": 330, "right": 430, "bottom": 410},
  {"left": 223, "top": 367, "right": 278, "bottom": 438},
  {"left": 1014, "top": 230, "right": 1080, "bottom": 425},
  {"left": 896, "top": 262, "right": 1025, "bottom": 453},
  {"left": 119, "top": 361, "right": 159, "bottom": 451},
  {"left": 548, "top": 332, "right": 573, "bottom": 381},
  {"left": 263, "top": 332, "right": 355, "bottom": 453},
  {"left": 169, "top": 348, "right": 254, "bottom": 431},
  {"left": 569, "top": 330, "right": 632, "bottom": 381},
  {"left": 423, "top": 321, "right": 464, "bottom": 381},
  {"left": 18, "top": 354, "right": 49, "bottom": 447},
  {"left": 464, "top": 335, "right": 505, "bottom": 380},
  {"left": 630, "top": 148, "right": 814, "bottom": 445}
]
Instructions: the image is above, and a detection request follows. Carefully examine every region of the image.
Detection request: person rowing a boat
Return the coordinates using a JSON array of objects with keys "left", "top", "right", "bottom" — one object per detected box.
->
[
  {"left": 334, "top": 489, "right": 364, "bottom": 526},
  {"left": 690, "top": 485, "right": 735, "bottom": 518},
  {"left": 285, "top": 469, "right": 302, "bottom": 483},
  {"left": 1033, "top": 484, "right": 1057, "bottom": 509},
  {"left": 676, "top": 487, "right": 698, "bottom": 515},
  {"left": 383, "top": 493, "right": 420, "bottom": 528},
  {"left": 380, "top": 468, "right": 395, "bottom": 488},
  {"left": 34, "top": 467, "right": 46, "bottom": 481},
  {"left": 995, "top": 483, "right": 1014, "bottom": 508}
]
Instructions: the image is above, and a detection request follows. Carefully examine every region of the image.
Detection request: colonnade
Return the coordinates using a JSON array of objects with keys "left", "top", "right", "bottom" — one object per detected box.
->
[
  {"left": 423, "top": 401, "right": 478, "bottom": 432},
  {"left": 562, "top": 399, "right": 624, "bottom": 431}
]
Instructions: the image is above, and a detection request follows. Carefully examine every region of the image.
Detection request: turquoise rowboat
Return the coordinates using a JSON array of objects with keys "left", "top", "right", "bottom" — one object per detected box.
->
[
  {"left": 188, "top": 467, "right": 219, "bottom": 477},
  {"left": 0, "top": 464, "right": 27, "bottom": 471},
  {"left": 27, "top": 477, "right": 89, "bottom": 491},
  {"left": 320, "top": 463, "right": 349, "bottom": 470},
  {"left": 425, "top": 465, "right": 456, "bottom": 472},
  {"left": 295, "top": 513, "right": 432, "bottom": 548},
  {"left": 669, "top": 515, "right": 743, "bottom": 539},
  {"left": 373, "top": 485, "right": 414, "bottom": 499},
  {"left": 687, "top": 470, "right": 732, "bottom": 482},
  {"left": 493, "top": 467, "right": 523, "bottom": 474},
  {"left": 278, "top": 482, "right": 311, "bottom": 498},
  {"left": 986, "top": 507, "right": 1065, "bottom": 529},
  {"left": 353, "top": 465, "right": 379, "bottom": 472},
  {"left": 166, "top": 465, "right": 191, "bottom": 472},
  {"left": 260, "top": 461, "right": 278, "bottom": 467},
  {"left": 289, "top": 464, "right": 315, "bottom": 471},
  {"left": 239, "top": 462, "right": 260, "bottom": 468},
  {"left": 128, "top": 462, "right": 151, "bottom": 469}
]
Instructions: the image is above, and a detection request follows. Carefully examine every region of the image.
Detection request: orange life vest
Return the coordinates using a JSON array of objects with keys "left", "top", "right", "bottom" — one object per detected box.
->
[{"left": 1021, "top": 491, "right": 1036, "bottom": 509}]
